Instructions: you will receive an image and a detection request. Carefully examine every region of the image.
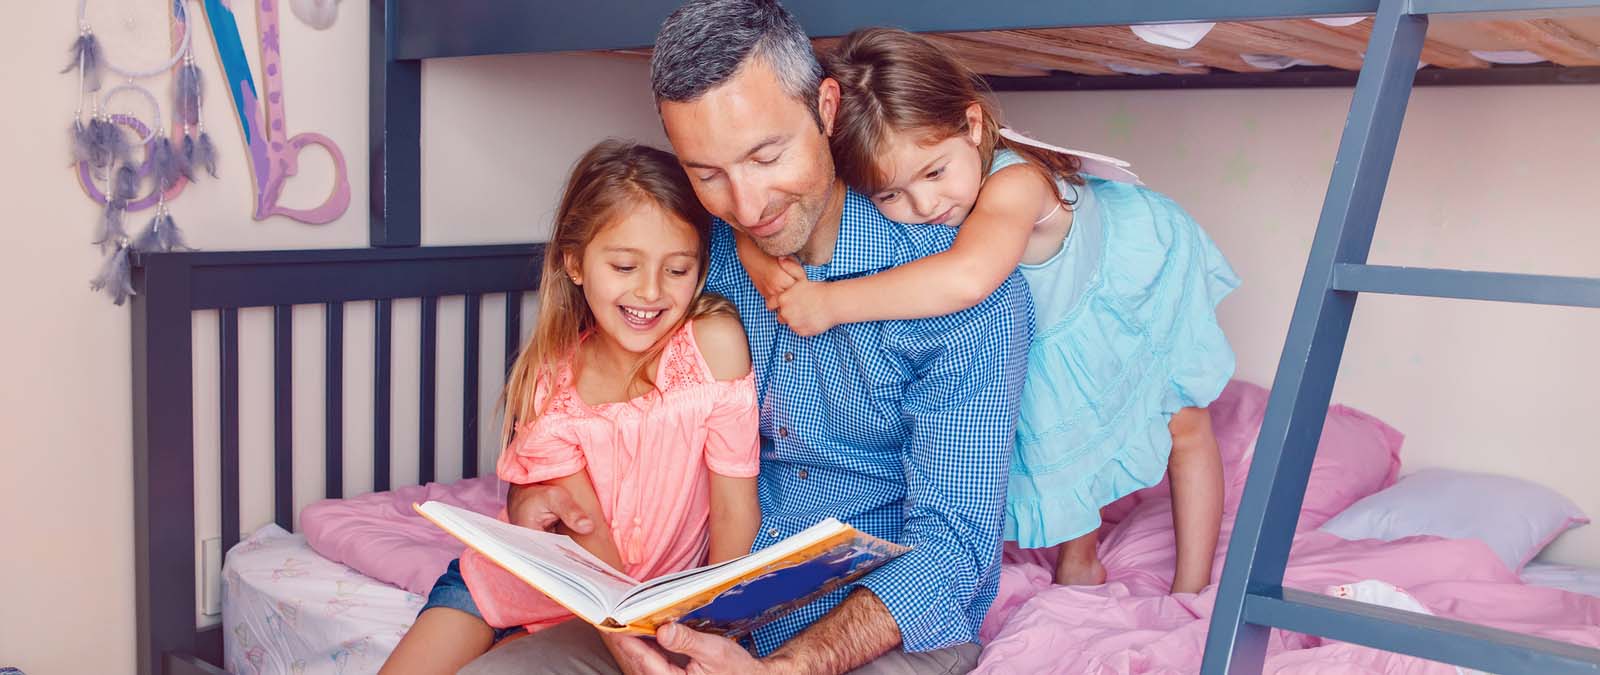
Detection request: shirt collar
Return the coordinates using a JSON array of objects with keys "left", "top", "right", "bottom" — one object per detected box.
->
[{"left": 806, "top": 190, "right": 900, "bottom": 281}]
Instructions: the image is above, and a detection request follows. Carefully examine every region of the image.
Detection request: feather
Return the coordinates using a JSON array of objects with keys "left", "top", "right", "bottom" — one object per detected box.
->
[
  {"left": 113, "top": 164, "right": 140, "bottom": 202},
  {"left": 175, "top": 62, "right": 203, "bottom": 127},
  {"left": 87, "top": 117, "right": 128, "bottom": 169},
  {"left": 194, "top": 131, "right": 218, "bottom": 178},
  {"left": 134, "top": 212, "right": 191, "bottom": 253},
  {"left": 97, "top": 201, "right": 128, "bottom": 253},
  {"left": 89, "top": 244, "right": 135, "bottom": 306},
  {"left": 62, "top": 33, "right": 103, "bottom": 92},
  {"left": 181, "top": 134, "right": 197, "bottom": 179},
  {"left": 151, "top": 136, "right": 184, "bottom": 190},
  {"left": 70, "top": 119, "right": 95, "bottom": 167}
]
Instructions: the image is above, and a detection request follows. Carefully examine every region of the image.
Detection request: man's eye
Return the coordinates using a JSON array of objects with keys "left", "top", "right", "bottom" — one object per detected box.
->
[{"left": 754, "top": 153, "right": 782, "bottom": 166}]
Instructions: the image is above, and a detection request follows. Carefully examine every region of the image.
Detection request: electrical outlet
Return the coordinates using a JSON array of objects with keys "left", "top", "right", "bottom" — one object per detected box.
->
[{"left": 202, "top": 537, "right": 223, "bottom": 616}]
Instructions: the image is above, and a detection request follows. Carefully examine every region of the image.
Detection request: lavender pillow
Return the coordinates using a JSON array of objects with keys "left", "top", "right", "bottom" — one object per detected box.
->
[{"left": 1320, "top": 468, "right": 1588, "bottom": 571}]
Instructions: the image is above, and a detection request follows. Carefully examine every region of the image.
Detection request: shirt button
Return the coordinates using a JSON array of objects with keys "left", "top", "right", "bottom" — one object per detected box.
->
[
  {"left": 783, "top": 352, "right": 794, "bottom": 362},
  {"left": 778, "top": 427, "right": 789, "bottom": 439},
  {"left": 768, "top": 528, "right": 780, "bottom": 539},
  {"left": 633, "top": 517, "right": 642, "bottom": 526},
  {"left": 797, "top": 469, "right": 809, "bottom": 480}
]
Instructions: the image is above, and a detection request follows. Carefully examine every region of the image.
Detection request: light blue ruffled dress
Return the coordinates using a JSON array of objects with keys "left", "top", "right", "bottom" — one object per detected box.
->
[{"left": 992, "top": 149, "right": 1241, "bottom": 549}]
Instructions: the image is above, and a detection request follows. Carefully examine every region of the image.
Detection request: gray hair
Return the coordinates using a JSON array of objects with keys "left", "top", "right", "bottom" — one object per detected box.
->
[{"left": 651, "top": 0, "right": 824, "bottom": 127}]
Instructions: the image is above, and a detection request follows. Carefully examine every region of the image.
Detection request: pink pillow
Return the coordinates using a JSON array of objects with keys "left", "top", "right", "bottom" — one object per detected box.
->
[
  {"left": 1123, "top": 380, "right": 1404, "bottom": 530},
  {"left": 301, "top": 476, "right": 505, "bottom": 595}
]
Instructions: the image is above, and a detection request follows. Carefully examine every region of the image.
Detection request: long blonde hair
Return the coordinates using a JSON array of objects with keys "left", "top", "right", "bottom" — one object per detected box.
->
[
  {"left": 824, "top": 28, "right": 1084, "bottom": 205},
  {"left": 501, "top": 140, "right": 736, "bottom": 449}
]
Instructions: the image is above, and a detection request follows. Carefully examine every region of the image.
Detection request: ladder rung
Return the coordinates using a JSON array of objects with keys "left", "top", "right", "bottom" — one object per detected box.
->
[
  {"left": 1244, "top": 587, "right": 1600, "bottom": 674},
  {"left": 1333, "top": 263, "right": 1600, "bottom": 307}
]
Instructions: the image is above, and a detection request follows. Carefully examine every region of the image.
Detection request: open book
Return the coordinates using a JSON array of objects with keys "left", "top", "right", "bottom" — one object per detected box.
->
[{"left": 415, "top": 501, "right": 908, "bottom": 637}]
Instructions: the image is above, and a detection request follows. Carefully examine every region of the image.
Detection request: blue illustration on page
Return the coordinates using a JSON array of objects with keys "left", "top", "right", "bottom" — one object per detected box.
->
[{"left": 675, "top": 537, "right": 906, "bottom": 637}]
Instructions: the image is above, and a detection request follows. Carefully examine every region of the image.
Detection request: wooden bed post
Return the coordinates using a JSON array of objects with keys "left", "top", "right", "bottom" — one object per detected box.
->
[
  {"left": 370, "top": 0, "right": 422, "bottom": 248},
  {"left": 130, "top": 253, "right": 200, "bottom": 675}
]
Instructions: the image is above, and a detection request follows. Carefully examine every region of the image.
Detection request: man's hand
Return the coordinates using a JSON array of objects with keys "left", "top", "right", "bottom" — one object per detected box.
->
[
  {"left": 506, "top": 483, "right": 594, "bottom": 535},
  {"left": 607, "top": 625, "right": 786, "bottom": 675},
  {"left": 771, "top": 278, "right": 837, "bottom": 337}
]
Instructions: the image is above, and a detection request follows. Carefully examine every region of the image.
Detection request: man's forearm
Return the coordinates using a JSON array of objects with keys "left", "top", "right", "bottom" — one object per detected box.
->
[{"left": 763, "top": 589, "right": 901, "bottom": 675}]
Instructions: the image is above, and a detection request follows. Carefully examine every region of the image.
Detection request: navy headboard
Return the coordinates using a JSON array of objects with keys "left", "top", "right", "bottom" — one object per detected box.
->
[{"left": 129, "top": 244, "right": 543, "bottom": 675}]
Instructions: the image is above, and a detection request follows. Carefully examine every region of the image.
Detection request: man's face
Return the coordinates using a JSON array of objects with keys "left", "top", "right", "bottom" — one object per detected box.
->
[{"left": 660, "top": 57, "right": 837, "bottom": 258}]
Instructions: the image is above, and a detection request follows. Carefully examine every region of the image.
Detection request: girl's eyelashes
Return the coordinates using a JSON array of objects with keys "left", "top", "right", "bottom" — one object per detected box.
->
[
  {"left": 611, "top": 264, "right": 637, "bottom": 273},
  {"left": 926, "top": 166, "right": 945, "bottom": 180}
]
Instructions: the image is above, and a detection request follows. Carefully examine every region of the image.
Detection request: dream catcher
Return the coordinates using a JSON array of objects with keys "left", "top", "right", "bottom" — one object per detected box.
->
[
  {"left": 68, "top": 0, "right": 351, "bottom": 306},
  {"left": 69, "top": 0, "right": 211, "bottom": 305}
]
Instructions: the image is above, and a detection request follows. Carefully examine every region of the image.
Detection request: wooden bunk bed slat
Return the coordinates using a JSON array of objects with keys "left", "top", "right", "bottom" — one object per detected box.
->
[
  {"left": 1333, "top": 263, "right": 1600, "bottom": 307},
  {"left": 420, "top": 295, "right": 438, "bottom": 484},
  {"left": 1246, "top": 588, "right": 1600, "bottom": 674},
  {"left": 220, "top": 308, "right": 241, "bottom": 551},
  {"left": 958, "top": 30, "right": 1210, "bottom": 75},
  {"left": 463, "top": 293, "right": 482, "bottom": 479},
  {"left": 374, "top": 298, "right": 393, "bottom": 492},
  {"left": 325, "top": 302, "right": 344, "bottom": 499},
  {"left": 273, "top": 304, "right": 295, "bottom": 531}
]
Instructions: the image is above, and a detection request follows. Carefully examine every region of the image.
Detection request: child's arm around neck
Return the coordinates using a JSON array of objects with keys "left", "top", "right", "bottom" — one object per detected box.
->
[{"left": 774, "top": 164, "right": 1061, "bottom": 334}]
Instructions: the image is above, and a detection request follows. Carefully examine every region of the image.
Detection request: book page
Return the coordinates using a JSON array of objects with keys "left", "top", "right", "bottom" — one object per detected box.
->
[{"left": 416, "top": 502, "right": 640, "bottom": 621}]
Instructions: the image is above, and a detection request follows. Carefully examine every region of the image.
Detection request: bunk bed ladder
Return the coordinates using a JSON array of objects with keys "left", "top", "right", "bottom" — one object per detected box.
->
[{"left": 1200, "top": 0, "right": 1600, "bottom": 673}]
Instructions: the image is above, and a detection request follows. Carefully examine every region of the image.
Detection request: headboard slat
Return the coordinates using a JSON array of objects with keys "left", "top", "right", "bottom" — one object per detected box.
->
[
  {"left": 463, "top": 293, "right": 482, "bottom": 478},
  {"left": 273, "top": 305, "right": 295, "bottom": 531},
  {"left": 505, "top": 291, "right": 522, "bottom": 378},
  {"left": 420, "top": 296, "right": 439, "bottom": 484},
  {"left": 374, "top": 299, "right": 393, "bottom": 492},
  {"left": 325, "top": 302, "right": 345, "bottom": 499},
  {"left": 220, "top": 308, "right": 241, "bottom": 552}
]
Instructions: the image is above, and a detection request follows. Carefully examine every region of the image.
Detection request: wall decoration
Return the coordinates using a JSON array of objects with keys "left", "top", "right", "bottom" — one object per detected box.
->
[
  {"left": 199, "top": 0, "right": 351, "bottom": 224},
  {"left": 68, "top": 0, "right": 352, "bottom": 305},
  {"left": 289, "top": 0, "right": 340, "bottom": 30},
  {"left": 70, "top": 0, "right": 210, "bottom": 305}
]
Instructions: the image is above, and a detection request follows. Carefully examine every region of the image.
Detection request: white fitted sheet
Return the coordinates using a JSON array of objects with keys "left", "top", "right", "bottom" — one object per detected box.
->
[{"left": 223, "top": 524, "right": 425, "bottom": 675}]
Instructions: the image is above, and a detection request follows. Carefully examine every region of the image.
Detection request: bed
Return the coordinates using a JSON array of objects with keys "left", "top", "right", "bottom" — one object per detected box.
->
[{"left": 130, "top": 1, "right": 1600, "bottom": 674}]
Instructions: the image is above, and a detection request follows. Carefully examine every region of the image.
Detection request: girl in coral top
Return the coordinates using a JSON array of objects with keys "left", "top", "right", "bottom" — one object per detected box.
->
[{"left": 381, "top": 140, "right": 761, "bottom": 675}]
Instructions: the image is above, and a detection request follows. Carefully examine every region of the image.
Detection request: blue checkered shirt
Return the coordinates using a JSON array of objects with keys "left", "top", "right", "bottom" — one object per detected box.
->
[{"left": 704, "top": 190, "right": 1034, "bottom": 656}]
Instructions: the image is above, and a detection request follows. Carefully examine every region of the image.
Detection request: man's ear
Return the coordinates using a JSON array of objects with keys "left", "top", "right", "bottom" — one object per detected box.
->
[
  {"left": 965, "top": 102, "right": 985, "bottom": 146},
  {"left": 818, "top": 77, "right": 842, "bottom": 138}
]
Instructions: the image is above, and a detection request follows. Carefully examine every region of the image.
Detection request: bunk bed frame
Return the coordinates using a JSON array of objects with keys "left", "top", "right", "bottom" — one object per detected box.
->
[{"left": 131, "top": 0, "right": 1600, "bottom": 673}]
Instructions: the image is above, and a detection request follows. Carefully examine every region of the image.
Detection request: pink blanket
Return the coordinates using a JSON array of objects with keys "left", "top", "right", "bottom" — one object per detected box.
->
[
  {"left": 301, "top": 476, "right": 504, "bottom": 595},
  {"left": 975, "top": 382, "right": 1600, "bottom": 674},
  {"left": 295, "top": 381, "right": 1600, "bottom": 673}
]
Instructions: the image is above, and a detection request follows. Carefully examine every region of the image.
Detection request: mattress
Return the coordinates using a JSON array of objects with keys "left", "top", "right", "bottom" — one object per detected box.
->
[
  {"left": 223, "top": 524, "right": 425, "bottom": 675},
  {"left": 1522, "top": 561, "right": 1600, "bottom": 599}
]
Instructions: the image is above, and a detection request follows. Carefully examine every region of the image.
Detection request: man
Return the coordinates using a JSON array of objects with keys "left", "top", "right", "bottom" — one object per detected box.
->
[{"left": 463, "top": 1, "right": 1032, "bottom": 673}]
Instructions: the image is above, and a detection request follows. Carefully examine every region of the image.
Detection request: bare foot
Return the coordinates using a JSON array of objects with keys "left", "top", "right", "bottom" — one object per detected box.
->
[{"left": 1053, "top": 557, "right": 1107, "bottom": 586}]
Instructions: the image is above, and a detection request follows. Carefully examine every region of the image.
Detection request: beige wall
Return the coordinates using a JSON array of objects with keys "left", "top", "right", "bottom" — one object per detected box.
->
[
  {"left": 4, "top": 3, "right": 1598, "bottom": 672},
  {"left": 997, "top": 84, "right": 1600, "bottom": 565},
  {"left": 0, "top": 1, "right": 665, "bottom": 672}
]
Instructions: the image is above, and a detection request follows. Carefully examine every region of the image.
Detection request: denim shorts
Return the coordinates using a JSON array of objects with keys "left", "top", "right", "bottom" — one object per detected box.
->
[{"left": 421, "top": 557, "right": 526, "bottom": 643}]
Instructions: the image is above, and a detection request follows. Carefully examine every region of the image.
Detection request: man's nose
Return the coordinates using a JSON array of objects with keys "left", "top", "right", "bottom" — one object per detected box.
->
[{"left": 729, "top": 174, "right": 768, "bottom": 230}]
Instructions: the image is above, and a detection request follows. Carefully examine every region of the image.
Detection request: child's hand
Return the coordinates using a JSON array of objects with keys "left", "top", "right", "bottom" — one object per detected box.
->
[
  {"left": 733, "top": 231, "right": 806, "bottom": 306},
  {"left": 773, "top": 279, "right": 838, "bottom": 336},
  {"left": 755, "top": 258, "right": 806, "bottom": 310}
]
